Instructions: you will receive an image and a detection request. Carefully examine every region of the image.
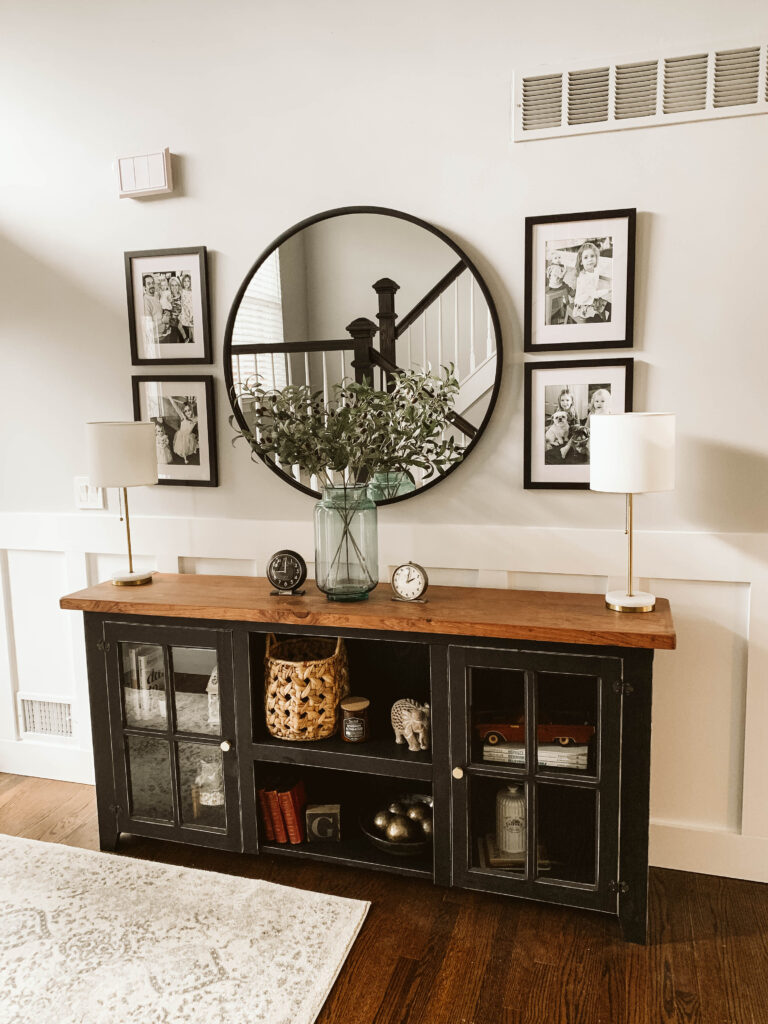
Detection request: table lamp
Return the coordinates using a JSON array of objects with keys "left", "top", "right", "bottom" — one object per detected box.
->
[
  {"left": 589, "top": 413, "right": 675, "bottom": 613},
  {"left": 86, "top": 421, "right": 158, "bottom": 586}
]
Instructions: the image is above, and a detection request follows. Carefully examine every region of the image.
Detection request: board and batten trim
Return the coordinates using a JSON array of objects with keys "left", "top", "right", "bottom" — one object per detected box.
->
[{"left": 1, "top": 510, "right": 767, "bottom": 881}]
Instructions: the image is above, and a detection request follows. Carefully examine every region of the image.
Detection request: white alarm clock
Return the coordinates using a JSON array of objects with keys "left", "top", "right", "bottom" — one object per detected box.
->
[{"left": 391, "top": 562, "right": 429, "bottom": 603}]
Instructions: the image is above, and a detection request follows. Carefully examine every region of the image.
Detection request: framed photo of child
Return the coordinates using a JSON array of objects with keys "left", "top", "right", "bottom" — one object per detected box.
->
[
  {"left": 524, "top": 358, "right": 633, "bottom": 489},
  {"left": 132, "top": 375, "right": 218, "bottom": 486},
  {"left": 524, "top": 209, "right": 636, "bottom": 352},
  {"left": 125, "top": 247, "right": 211, "bottom": 364}
]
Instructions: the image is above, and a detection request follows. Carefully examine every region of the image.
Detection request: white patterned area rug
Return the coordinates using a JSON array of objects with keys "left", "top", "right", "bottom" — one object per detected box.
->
[{"left": 0, "top": 834, "right": 369, "bottom": 1024}]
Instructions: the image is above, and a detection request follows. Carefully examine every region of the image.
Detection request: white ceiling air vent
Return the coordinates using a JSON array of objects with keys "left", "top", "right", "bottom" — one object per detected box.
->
[{"left": 513, "top": 40, "right": 768, "bottom": 141}]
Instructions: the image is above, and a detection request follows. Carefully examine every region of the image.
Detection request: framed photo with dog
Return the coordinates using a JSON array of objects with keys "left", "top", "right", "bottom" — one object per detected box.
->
[
  {"left": 524, "top": 358, "right": 634, "bottom": 489},
  {"left": 524, "top": 209, "right": 636, "bottom": 352}
]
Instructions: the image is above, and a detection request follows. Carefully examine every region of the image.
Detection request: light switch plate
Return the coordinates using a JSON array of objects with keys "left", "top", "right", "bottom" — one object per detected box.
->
[
  {"left": 116, "top": 147, "right": 173, "bottom": 198},
  {"left": 74, "top": 476, "right": 106, "bottom": 510}
]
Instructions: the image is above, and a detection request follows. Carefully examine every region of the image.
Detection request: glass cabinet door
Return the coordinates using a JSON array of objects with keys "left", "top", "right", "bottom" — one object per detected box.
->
[
  {"left": 450, "top": 645, "right": 621, "bottom": 914},
  {"left": 105, "top": 622, "right": 240, "bottom": 852}
]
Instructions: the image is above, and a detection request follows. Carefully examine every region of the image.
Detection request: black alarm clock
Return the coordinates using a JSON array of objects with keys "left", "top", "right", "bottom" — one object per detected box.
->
[{"left": 266, "top": 550, "right": 307, "bottom": 596}]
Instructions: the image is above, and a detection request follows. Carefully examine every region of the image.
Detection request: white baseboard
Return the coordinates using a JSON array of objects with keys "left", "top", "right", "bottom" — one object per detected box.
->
[
  {"left": 0, "top": 739, "right": 95, "bottom": 785},
  {"left": 650, "top": 821, "right": 768, "bottom": 883}
]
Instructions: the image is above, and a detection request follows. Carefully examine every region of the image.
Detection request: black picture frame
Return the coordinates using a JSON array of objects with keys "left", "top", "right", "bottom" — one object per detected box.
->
[
  {"left": 524, "top": 357, "right": 634, "bottom": 490},
  {"left": 125, "top": 246, "right": 212, "bottom": 365},
  {"left": 132, "top": 375, "right": 218, "bottom": 487},
  {"left": 524, "top": 209, "right": 636, "bottom": 353}
]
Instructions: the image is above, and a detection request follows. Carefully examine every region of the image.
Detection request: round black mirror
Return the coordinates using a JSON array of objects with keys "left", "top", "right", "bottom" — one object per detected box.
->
[{"left": 224, "top": 206, "right": 502, "bottom": 505}]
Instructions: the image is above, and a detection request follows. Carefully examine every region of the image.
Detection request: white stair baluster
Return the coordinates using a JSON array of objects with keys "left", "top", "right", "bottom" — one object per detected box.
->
[
  {"left": 437, "top": 293, "right": 443, "bottom": 371},
  {"left": 453, "top": 281, "right": 459, "bottom": 375},
  {"left": 469, "top": 278, "right": 476, "bottom": 373}
]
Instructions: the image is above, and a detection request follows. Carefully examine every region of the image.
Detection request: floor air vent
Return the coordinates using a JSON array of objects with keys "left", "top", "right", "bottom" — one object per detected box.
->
[
  {"left": 17, "top": 694, "right": 74, "bottom": 740},
  {"left": 513, "top": 40, "right": 768, "bottom": 141}
]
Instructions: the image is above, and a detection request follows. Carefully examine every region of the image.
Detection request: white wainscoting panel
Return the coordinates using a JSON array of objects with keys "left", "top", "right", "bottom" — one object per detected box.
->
[
  {"left": 1, "top": 511, "right": 767, "bottom": 880},
  {"left": 179, "top": 557, "right": 260, "bottom": 576},
  {"left": 649, "top": 579, "right": 748, "bottom": 834},
  {"left": 7, "top": 551, "right": 70, "bottom": 699}
]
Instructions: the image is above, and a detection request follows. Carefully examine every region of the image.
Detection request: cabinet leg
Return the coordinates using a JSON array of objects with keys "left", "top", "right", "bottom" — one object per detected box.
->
[
  {"left": 619, "top": 888, "right": 648, "bottom": 944},
  {"left": 99, "top": 827, "right": 121, "bottom": 853}
]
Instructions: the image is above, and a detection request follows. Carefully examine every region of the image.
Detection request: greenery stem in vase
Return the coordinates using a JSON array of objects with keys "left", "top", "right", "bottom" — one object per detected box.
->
[{"left": 230, "top": 366, "right": 465, "bottom": 600}]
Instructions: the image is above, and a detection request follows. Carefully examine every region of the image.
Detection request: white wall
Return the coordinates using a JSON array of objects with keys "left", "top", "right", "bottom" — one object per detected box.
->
[{"left": 1, "top": 0, "right": 768, "bottom": 881}]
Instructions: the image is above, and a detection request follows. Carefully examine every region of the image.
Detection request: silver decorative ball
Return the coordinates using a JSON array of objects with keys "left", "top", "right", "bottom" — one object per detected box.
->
[
  {"left": 388, "top": 801, "right": 406, "bottom": 816},
  {"left": 420, "top": 817, "right": 433, "bottom": 839},
  {"left": 385, "top": 815, "right": 418, "bottom": 842},
  {"left": 372, "top": 810, "right": 391, "bottom": 832},
  {"left": 406, "top": 804, "right": 429, "bottom": 823}
]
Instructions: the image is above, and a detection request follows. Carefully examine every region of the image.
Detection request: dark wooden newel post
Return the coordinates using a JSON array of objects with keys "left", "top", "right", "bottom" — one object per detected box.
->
[
  {"left": 373, "top": 278, "right": 399, "bottom": 391},
  {"left": 346, "top": 317, "right": 378, "bottom": 385}
]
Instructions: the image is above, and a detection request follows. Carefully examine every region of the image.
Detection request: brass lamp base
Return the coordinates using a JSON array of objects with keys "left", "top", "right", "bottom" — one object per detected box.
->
[
  {"left": 112, "top": 571, "right": 155, "bottom": 587},
  {"left": 605, "top": 589, "right": 655, "bottom": 613}
]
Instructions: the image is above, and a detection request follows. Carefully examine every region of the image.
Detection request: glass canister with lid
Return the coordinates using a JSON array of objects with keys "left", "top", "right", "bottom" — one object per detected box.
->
[{"left": 340, "top": 696, "right": 370, "bottom": 743}]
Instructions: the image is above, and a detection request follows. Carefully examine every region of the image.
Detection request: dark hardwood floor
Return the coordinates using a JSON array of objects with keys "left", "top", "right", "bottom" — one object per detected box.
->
[{"left": 1, "top": 772, "right": 766, "bottom": 1024}]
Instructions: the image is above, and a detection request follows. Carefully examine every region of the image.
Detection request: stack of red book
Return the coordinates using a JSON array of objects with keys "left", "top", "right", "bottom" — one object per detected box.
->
[{"left": 257, "top": 777, "right": 307, "bottom": 844}]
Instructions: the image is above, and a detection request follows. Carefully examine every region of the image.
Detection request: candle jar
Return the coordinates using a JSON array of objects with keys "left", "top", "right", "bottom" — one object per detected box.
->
[{"left": 340, "top": 696, "right": 370, "bottom": 743}]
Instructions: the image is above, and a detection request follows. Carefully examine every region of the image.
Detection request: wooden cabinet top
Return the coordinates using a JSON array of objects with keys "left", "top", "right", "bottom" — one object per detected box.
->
[{"left": 60, "top": 574, "right": 675, "bottom": 650}]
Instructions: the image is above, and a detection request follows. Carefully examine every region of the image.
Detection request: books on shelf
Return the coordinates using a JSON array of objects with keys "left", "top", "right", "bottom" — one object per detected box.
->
[
  {"left": 124, "top": 644, "right": 166, "bottom": 719},
  {"left": 478, "top": 835, "right": 553, "bottom": 872},
  {"left": 482, "top": 742, "right": 589, "bottom": 770},
  {"left": 257, "top": 776, "right": 307, "bottom": 845}
]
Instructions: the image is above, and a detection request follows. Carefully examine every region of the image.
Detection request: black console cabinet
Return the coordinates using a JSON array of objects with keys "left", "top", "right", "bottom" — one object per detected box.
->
[{"left": 65, "top": 576, "right": 675, "bottom": 944}]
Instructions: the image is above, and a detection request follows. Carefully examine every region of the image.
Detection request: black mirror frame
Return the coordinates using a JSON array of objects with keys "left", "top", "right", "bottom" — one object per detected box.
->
[{"left": 223, "top": 205, "right": 503, "bottom": 506}]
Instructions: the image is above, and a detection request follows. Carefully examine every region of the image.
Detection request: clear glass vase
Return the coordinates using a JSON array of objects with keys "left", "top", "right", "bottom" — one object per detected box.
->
[
  {"left": 314, "top": 485, "right": 378, "bottom": 601},
  {"left": 366, "top": 471, "right": 416, "bottom": 502}
]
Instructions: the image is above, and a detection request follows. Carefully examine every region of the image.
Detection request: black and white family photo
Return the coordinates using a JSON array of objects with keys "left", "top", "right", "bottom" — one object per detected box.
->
[
  {"left": 142, "top": 271, "right": 196, "bottom": 346},
  {"left": 544, "top": 237, "right": 613, "bottom": 326},
  {"left": 524, "top": 358, "right": 633, "bottom": 489},
  {"left": 543, "top": 382, "right": 612, "bottom": 465},
  {"left": 132, "top": 375, "right": 218, "bottom": 487},
  {"left": 125, "top": 246, "right": 211, "bottom": 365},
  {"left": 524, "top": 210, "right": 635, "bottom": 352},
  {"left": 150, "top": 396, "right": 200, "bottom": 468}
]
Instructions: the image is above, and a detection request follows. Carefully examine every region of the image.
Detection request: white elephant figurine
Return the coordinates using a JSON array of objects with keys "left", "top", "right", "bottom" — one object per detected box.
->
[{"left": 391, "top": 698, "right": 430, "bottom": 752}]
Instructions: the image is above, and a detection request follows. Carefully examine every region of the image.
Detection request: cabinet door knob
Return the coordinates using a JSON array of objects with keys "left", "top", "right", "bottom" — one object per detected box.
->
[
  {"left": 452, "top": 766, "right": 464, "bottom": 780},
  {"left": 220, "top": 740, "right": 232, "bottom": 752}
]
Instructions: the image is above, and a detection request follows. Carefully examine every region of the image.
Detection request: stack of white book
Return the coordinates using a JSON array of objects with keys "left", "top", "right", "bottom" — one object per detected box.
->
[{"left": 483, "top": 742, "right": 589, "bottom": 770}]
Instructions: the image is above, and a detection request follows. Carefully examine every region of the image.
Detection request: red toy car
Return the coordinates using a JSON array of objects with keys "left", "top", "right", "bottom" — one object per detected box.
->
[{"left": 474, "top": 719, "right": 595, "bottom": 747}]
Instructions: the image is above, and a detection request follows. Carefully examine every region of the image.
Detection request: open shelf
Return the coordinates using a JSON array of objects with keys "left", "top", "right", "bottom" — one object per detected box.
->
[
  {"left": 260, "top": 836, "right": 433, "bottom": 879},
  {"left": 254, "top": 763, "right": 434, "bottom": 878},
  {"left": 251, "top": 734, "right": 432, "bottom": 780}
]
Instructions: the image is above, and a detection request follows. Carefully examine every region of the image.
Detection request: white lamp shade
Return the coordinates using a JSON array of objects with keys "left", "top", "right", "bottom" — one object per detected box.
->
[
  {"left": 86, "top": 422, "right": 158, "bottom": 488},
  {"left": 589, "top": 413, "right": 675, "bottom": 494}
]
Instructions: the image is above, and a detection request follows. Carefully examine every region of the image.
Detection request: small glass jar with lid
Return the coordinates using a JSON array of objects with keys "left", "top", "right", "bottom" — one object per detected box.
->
[{"left": 340, "top": 696, "right": 370, "bottom": 743}]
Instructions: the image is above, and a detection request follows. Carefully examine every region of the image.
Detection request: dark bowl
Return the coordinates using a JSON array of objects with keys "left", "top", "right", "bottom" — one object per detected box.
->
[{"left": 359, "top": 814, "right": 432, "bottom": 858}]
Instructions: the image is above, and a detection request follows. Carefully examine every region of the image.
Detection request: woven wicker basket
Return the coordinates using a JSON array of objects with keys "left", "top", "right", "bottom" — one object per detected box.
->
[{"left": 264, "top": 634, "right": 349, "bottom": 741}]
